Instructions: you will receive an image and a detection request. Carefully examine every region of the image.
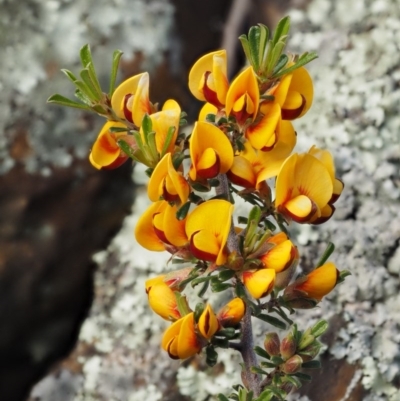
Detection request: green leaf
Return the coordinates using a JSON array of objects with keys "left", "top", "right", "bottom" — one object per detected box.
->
[
  {"left": 338, "top": 270, "right": 351, "bottom": 283},
  {"left": 239, "top": 35, "right": 252, "bottom": 66},
  {"left": 292, "top": 372, "right": 312, "bottom": 382},
  {"left": 216, "top": 327, "right": 237, "bottom": 339},
  {"left": 109, "top": 126, "right": 129, "bottom": 133},
  {"left": 109, "top": 49, "right": 124, "bottom": 97},
  {"left": 316, "top": 242, "right": 335, "bottom": 267},
  {"left": 256, "top": 390, "right": 274, "bottom": 401},
  {"left": 271, "top": 54, "right": 289, "bottom": 76},
  {"left": 194, "top": 302, "right": 205, "bottom": 322},
  {"left": 311, "top": 320, "right": 328, "bottom": 338},
  {"left": 254, "top": 346, "right": 271, "bottom": 360},
  {"left": 47, "top": 94, "right": 91, "bottom": 110},
  {"left": 172, "top": 152, "right": 185, "bottom": 170},
  {"left": 86, "top": 61, "right": 103, "bottom": 95},
  {"left": 61, "top": 68, "right": 78, "bottom": 83},
  {"left": 206, "top": 345, "right": 218, "bottom": 367},
  {"left": 272, "top": 52, "right": 318, "bottom": 78},
  {"left": 191, "top": 276, "right": 212, "bottom": 288},
  {"left": 74, "top": 89, "right": 92, "bottom": 105},
  {"left": 248, "top": 26, "right": 261, "bottom": 71},
  {"left": 160, "top": 126, "right": 176, "bottom": 158},
  {"left": 80, "top": 44, "right": 93, "bottom": 68},
  {"left": 210, "top": 281, "right": 233, "bottom": 292},
  {"left": 73, "top": 78, "right": 98, "bottom": 103},
  {"left": 282, "top": 374, "right": 302, "bottom": 389},
  {"left": 251, "top": 366, "right": 269, "bottom": 376},
  {"left": 217, "top": 395, "right": 230, "bottom": 401},
  {"left": 197, "top": 280, "right": 209, "bottom": 298},
  {"left": 238, "top": 216, "right": 248, "bottom": 225},
  {"left": 132, "top": 131, "right": 150, "bottom": 165},
  {"left": 175, "top": 292, "right": 191, "bottom": 316},
  {"left": 257, "top": 24, "right": 269, "bottom": 65},
  {"left": 248, "top": 205, "right": 262, "bottom": 226},
  {"left": 271, "top": 16, "right": 291, "bottom": 49},
  {"left": 302, "top": 360, "right": 321, "bottom": 369},
  {"left": 146, "top": 131, "right": 159, "bottom": 162},
  {"left": 176, "top": 201, "right": 191, "bottom": 221},
  {"left": 141, "top": 114, "right": 153, "bottom": 140},
  {"left": 80, "top": 68, "right": 102, "bottom": 100},
  {"left": 206, "top": 113, "right": 216, "bottom": 123},
  {"left": 218, "top": 269, "right": 236, "bottom": 282},
  {"left": 270, "top": 356, "right": 284, "bottom": 365},
  {"left": 260, "top": 361, "right": 278, "bottom": 369},
  {"left": 257, "top": 314, "right": 286, "bottom": 330}
]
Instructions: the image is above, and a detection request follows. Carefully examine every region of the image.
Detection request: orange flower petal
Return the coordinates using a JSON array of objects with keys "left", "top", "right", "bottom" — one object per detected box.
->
[
  {"left": 242, "top": 269, "right": 276, "bottom": 299},
  {"left": 147, "top": 281, "right": 181, "bottom": 320},
  {"left": 227, "top": 155, "right": 257, "bottom": 188},
  {"left": 217, "top": 298, "right": 246, "bottom": 326},
  {"left": 163, "top": 204, "right": 189, "bottom": 247},
  {"left": 135, "top": 201, "right": 168, "bottom": 251},
  {"left": 260, "top": 239, "right": 294, "bottom": 273},
  {"left": 178, "top": 313, "right": 202, "bottom": 359},
  {"left": 295, "top": 262, "right": 339, "bottom": 300},
  {"left": 198, "top": 304, "right": 219, "bottom": 340}
]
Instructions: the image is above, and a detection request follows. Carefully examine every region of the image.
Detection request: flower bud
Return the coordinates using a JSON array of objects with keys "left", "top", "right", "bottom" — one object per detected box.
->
[
  {"left": 264, "top": 332, "right": 281, "bottom": 357},
  {"left": 280, "top": 331, "right": 297, "bottom": 360},
  {"left": 217, "top": 298, "right": 246, "bottom": 327},
  {"left": 281, "top": 355, "right": 303, "bottom": 374},
  {"left": 164, "top": 267, "right": 193, "bottom": 291},
  {"left": 198, "top": 304, "right": 219, "bottom": 340}
]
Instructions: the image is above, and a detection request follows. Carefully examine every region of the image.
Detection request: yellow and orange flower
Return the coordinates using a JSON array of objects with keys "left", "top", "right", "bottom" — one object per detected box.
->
[
  {"left": 225, "top": 66, "right": 259, "bottom": 125},
  {"left": 188, "top": 50, "right": 229, "bottom": 109},
  {"left": 268, "top": 66, "right": 313, "bottom": 120},
  {"left": 145, "top": 276, "right": 181, "bottom": 321},
  {"left": 288, "top": 262, "right": 339, "bottom": 301},
  {"left": 227, "top": 121, "right": 296, "bottom": 189},
  {"left": 217, "top": 298, "right": 246, "bottom": 327},
  {"left": 162, "top": 312, "right": 202, "bottom": 359},
  {"left": 111, "top": 72, "right": 152, "bottom": 127},
  {"left": 89, "top": 121, "right": 130, "bottom": 169},
  {"left": 185, "top": 200, "right": 234, "bottom": 265},
  {"left": 198, "top": 304, "right": 219, "bottom": 340},
  {"left": 275, "top": 147, "right": 343, "bottom": 224},
  {"left": 147, "top": 153, "right": 190, "bottom": 205},
  {"left": 242, "top": 268, "right": 276, "bottom": 299},
  {"left": 189, "top": 121, "right": 234, "bottom": 181}
]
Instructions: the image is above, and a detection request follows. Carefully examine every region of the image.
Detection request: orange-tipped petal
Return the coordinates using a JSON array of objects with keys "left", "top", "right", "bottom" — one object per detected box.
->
[
  {"left": 294, "top": 262, "right": 339, "bottom": 300},
  {"left": 189, "top": 121, "right": 233, "bottom": 181},
  {"left": 162, "top": 318, "right": 183, "bottom": 358},
  {"left": 217, "top": 298, "right": 246, "bottom": 326},
  {"left": 145, "top": 275, "right": 165, "bottom": 292},
  {"left": 260, "top": 239, "right": 294, "bottom": 273},
  {"left": 186, "top": 200, "right": 234, "bottom": 265},
  {"left": 226, "top": 66, "right": 259, "bottom": 123},
  {"left": 246, "top": 103, "right": 281, "bottom": 150},
  {"left": 198, "top": 304, "right": 219, "bottom": 340},
  {"left": 135, "top": 201, "right": 168, "bottom": 251},
  {"left": 178, "top": 313, "right": 202, "bottom": 359},
  {"left": 242, "top": 269, "right": 276, "bottom": 299},
  {"left": 147, "top": 281, "right": 181, "bottom": 320},
  {"left": 131, "top": 72, "right": 151, "bottom": 127},
  {"left": 190, "top": 230, "right": 222, "bottom": 262},
  {"left": 227, "top": 155, "right": 257, "bottom": 188},
  {"left": 90, "top": 121, "right": 128, "bottom": 169}
]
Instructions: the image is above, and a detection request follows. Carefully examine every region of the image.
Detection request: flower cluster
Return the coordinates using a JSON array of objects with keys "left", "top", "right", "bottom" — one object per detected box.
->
[{"left": 49, "top": 17, "right": 349, "bottom": 400}]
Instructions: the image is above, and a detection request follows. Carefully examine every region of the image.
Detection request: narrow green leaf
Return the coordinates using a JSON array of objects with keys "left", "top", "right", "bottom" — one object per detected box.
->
[
  {"left": 245, "top": 390, "right": 254, "bottom": 401},
  {"left": 239, "top": 35, "right": 252, "bottom": 66},
  {"left": 146, "top": 131, "right": 159, "bottom": 161},
  {"left": 216, "top": 328, "right": 237, "bottom": 339},
  {"left": 160, "top": 126, "right": 176, "bottom": 158},
  {"left": 272, "top": 52, "right": 318, "bottom": 78},
  {"left": 172, "top": 152, "right": 185, "bottom": 170},
  {"left": 271, "top": 16, "right": 291, "bottom": 49},
  {"left": 257, "top": 24, "right": 269, "bottom": 65},
  {"left": 109, "top": 49, "right": 124, "bottom": 97},
  {"left": 73, "top": 79, "right": 98, "bottom": 103},
  {"left": 248, "top": 205, "right": 262, "bottom": 226},
  {"left": 254, "top": 346, "right": 271, "bottom": 360},
  {"left": 302, "top": 360, "right": 321, "bottom": 369},
  {"left": 338, "top": 270, "right": 351, "bottom": 283},
  {"left": 282, "top": 374, "right": 302, "bottom": 388},
  {"left": 206, "top": 113, "right": 216, "bottom": 123},
  {"left": 218, "top": 269, "right": 236, "bottom": 282},
  {"left": 141, "top": 114, "right": 153, "bottom": 139},
  {"left": 132, "top": 131, "right": 151, "bottom": 165},
  {"left": 212, "top": 337, "right": 229, "bottom": 349},
  {"left": 109, "top": 126, "right": 129, "bottom": 133},
  {"left": 74, "top": 89, "right": 92, "bottom": 105},
  {"left": 210, "top": 281, "right": 233, "bottom": 292},
  {"left": 316, "top": 242, "right": 335, "bottom": 267},
  {"left": 260, "top": 361, "right": 278, "bottom": 369},
  {"left": 176, "top": 201, "right": 191, "bottom": 221},
  {"left": 257, "top": 314, "right": 287, "bottom": 330},
  {"left": 311, "top": 320, "right": 328, "bottom": 338},
  {"left": 80, "top": 68, "right": 102, "bottom": 100},
  {"left": 292, "top": 372, "right": 312, "bottom": 382},
  {"left": 270, "top": 356, "right": 284, "bottom": 365},
  {"left": 251, "top": 366, "right": 269, "bottom": 376},
  {"left": 194, "top": 302, "right": 205, "bottom": 322},
  {"left": 248, "top": 26, "right": 261, "bottom": 71},
  {"left": 256, "top": 390, "right": 274, "bottom": 401},
  {"left": 238, "top": 216, "right": 248, "bottom": 225},
  {"left": 197, "top": 280, "right": 209, "bottom": 298},
  {"left": 61, "top": 69, "right": 78, "bottom": 83},
  {"left": 217, "top": 394, "right": 230, "bottom": 401},
  {"left": 86, "top": 61, "right": 103, "bottom": 96},
  {"left": 191, "top": 276, "right": 212, "bottom": 288},
  {"left": 47, "top": 94, "right": 91, "bottom": 110},
  {"left": 271, "top": 54, "right": 289, "bottom": 76},
  {"left": 175, "top": 292, "right": 191, "bottom": 316},
  {"left": 80, "top": 44, "right": 93, "bottom": 68}
]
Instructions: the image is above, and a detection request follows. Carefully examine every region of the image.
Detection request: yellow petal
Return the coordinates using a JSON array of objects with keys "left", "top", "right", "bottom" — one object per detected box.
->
[
  {"left": 260, "top": 240, "right": 294, "bottom": 273},
  {"left": 243, "top": 269, "right": 276, "bottom": 299},
  {"left": 199, "top": 103, "right": 218, "bottom": 122},
  {"left": 284, "top": 195, "right": 316, "bottom": 220},
  {"left": 111, "top": 74, "right": 144, "bottom": 120},
  {"left": 145, "top": 275, "right": 166, "bottom": 292},
  {"left": 246, "top": 103, "right": 281, "bottom": 150},
  {"left": 188, "top": 50, "right": 228, "bottom": 106},
  {"left": 147, "top": 282, "right": 181, "bottom": 320},
  {"left": 163, "top": 204, "right": 189, "bottom": 247},
  {"left": 198, "top": 304, "right": 219, "bottom": 340},
  {"left": 186, "top": 199, "right": 234, "bottom": 265},
  {"left": 217, "top": 298, "right": 246, "bottom": 326},
  {"left": 190, "top": 229, "right": 221, "bottom": 262},
  {"left": 189, "top": 121, "right": 234, "bottom": 181},
  {"left": 274, "top": 153, "right": 298, "bottom": 207},
  {"left": 90, "top": 121, "right": 127, "bottom": 169},
  {"left": 134, "top": 201, "right": 167, "bottom": 251},
  {"left": 226, "top": 66, "right": 259, "bottom": 123},
  {"left": 148, "top": 153, "right": 169, "bottom": 202},
  {"left": 295, "top": 262, "right": 339, "bottom": 300},
  {"left": 227, "top": 155, "right": 257, "bottom": 188},
  {"left": 131, "top": 72, "right": 151, "bottom": 127},
  {"left": 167, "top": 155, "right": 190, "bottom": 204},
  {"left": 178, "top": 313, "right": 201, "bottom": 359},
  {"left": 162, "top": 318, "right": 184, "bottom": 357}
]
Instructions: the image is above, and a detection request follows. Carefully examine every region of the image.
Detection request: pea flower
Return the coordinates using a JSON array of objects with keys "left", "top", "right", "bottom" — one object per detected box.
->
[
  {"left": 217, "top": 298, "right": 246, "bottom": 327},
  {"left": 268, "top": 66, "right": 313, "bottom": 120},
  {"left": 147, "top": 152, "right": 190, "bottom": 205},
  {"left": 284, "top": 262, "right": 340, "bottom": 306},
  {"left": 198, "top": 304, "right": 219, "bottom": 340},
  {"left": 225, "top": 66, "right": 259, "bottom": 125},
  {"left": 227, "top": 121, "right": 296, "bottom": 189},
  {"left": 188, "top": 50, "right": 229, "bottom": 108},
  {"left": 89, "top": 121, "right": 130, "bottom": 169},
  {"left": 111, "top": 72, "right": 152, "bottom": 127},
  {"left": 189, "top": 121, "right": 234, "bottom": 181},
  {"left": 242, "top": 268, "right": 276, "bottom": 299},
  {"left": 275, "top": 147, "right": 343, "bottom": 224},
  {"left": 185, "top": 200, "right": 234, "bottom": 265},
  {"left": 161, "top": 312, "right": 202, "bottom": 359},
  {"left": 145, "top": 276, "right": 181, "bottom": 321}
]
